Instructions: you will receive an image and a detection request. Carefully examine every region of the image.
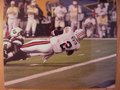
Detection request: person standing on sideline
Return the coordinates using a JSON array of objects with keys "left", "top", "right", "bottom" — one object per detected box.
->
[
  {"left": 25, "top": 1, "right": 39, "bottom": 37},
  {"left": 6, "top": 0, "right": 19, "bottom": 35},
  {"left": 68, "top": 0, "right": 82, "bottom": 31},
  {"left": 83, "top": 14, "right": 96, "bottom": 38},
  {"left": 54, "top": 2, "right": 67, "bottom": 29},
  {"left": 109, "top": 7, "right": 117, "bottom": 38}
]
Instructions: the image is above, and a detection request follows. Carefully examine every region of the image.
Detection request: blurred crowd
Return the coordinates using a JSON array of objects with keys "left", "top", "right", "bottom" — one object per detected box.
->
[{"left": 4, "top": 0, "right": 117, "bottom": 38}]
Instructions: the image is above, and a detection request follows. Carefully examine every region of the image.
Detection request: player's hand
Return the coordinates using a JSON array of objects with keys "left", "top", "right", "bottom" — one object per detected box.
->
[{"left": 66, "top": 50, "right": 74, "bottom": 56}]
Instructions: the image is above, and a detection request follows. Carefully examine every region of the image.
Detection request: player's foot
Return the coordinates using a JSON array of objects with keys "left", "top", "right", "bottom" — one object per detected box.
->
[
  {"left": 26, "top": 34, "right": 29, "bottom": 38},
  {"left": 32, "top": 34, "right": 35, "bottom": 37},
  {"left": 42, "top": 56, "right": 47, "bottom": 63},
  {"left": 43, "top": 59, "right": 47, "bottom": 63}
]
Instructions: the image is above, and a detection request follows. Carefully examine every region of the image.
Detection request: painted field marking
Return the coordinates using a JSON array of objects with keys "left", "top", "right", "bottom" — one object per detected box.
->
[
  {"left": 5, "top": 54, "right": 116, "bottom": 86},
  {"left": 107, "top": 84, "right": 115, "bottom": 88},
  {"left": 78, "top": 53, "right": 85, "bottom": 56},
  {"left": 30, "top": 64, "right": 39, "bottom": 66},
  {"left": 95, "top": 50, "right": 101, "bottom": 53}
]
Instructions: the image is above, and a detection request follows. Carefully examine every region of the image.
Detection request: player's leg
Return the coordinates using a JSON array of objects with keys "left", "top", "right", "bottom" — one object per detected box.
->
[
  {"left": 31, "top": 19, "right": 37, "bottom": 37},
  {"left": 25, "top": 19, "right": 32, "bottom": 37},
  {"left": 21, "top": 41, "right": 53, "bottom": 56},
  {"left": 60, "top": 20, "right": 65, "bottom": 29},
  {"left": 8, "top": 19, "right": 13, "bottom": 34},
  {"left": 70, "top": 16, "right": 77, "bottom": 31},
  {"left": 13, "top": 18, "right": 18, "bottom": 28},
  {"left": 97, "top": 25, "right": 103, "bottom": 38},
  {"left": 21, "top": 42, "right": 54, "bottom": 62},
  {"left": 42, "top": 52, "right": 54, "bottom": 63},
  {"left": 86, "top": 28, "right": 93, "bottom": 38},
  {"left": 101, "top": 25, "right": 106, "bottom": 38},
  {"left": 55, "top": 17, "right": 59, "bottom": 29}
]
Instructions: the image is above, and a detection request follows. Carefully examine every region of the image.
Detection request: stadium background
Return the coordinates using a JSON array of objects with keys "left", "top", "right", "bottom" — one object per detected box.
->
[{"left": 37, "top": 0, "right": 115, "bottom": 16}]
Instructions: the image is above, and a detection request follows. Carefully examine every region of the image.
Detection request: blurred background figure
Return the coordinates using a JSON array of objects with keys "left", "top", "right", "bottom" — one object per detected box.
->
[
  {"left": 6, "top": 0, "right": 19, "bottom": 35},
  {"left": 95, "top": 3, "right": 109, "bottom": 38},
  {"left": 4, "top": 0, "right": 116, "bottom": 38},
  {"left": 68, "top": 0, "right": 82, "bottom": 31},
  {"left": 17, "top": 0, "right": 26, "bottom": 29},
  {"left": 83, "top": 13, "right": 96, "bottom": 38},
  {"left": 25, "top": 1, "right": 39, "bottom": 37},
  {"left": 97, "top": 12, "right": 108, "bottom": 38},
  {"left": 109, "top": 7, "right": 117, "bottom": 38},
  {"left": 54, "top": 2, "right": 67, "bottom": 29}
]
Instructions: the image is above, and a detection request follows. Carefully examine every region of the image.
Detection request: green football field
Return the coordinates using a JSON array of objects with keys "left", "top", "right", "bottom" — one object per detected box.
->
[{"left": 4, "top": 38, "right": 116, "bottom": 89}]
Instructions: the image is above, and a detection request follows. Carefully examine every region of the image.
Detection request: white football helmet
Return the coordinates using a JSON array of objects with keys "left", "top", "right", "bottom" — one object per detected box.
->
[
  {"left": 74, "top": 29, "right": 86, "bottom": 39},
  {"left": 63, "top": 26, "right": 72, "bottom": 34},
  {"left": 10, "top": 27, "right": 23, "bottom": 37}
]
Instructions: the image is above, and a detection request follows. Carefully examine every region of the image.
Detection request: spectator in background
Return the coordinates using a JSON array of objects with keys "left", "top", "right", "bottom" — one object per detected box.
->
[
  {"left": 78, "top": 11, "right": 84, "bottom": 29},
  {"left": 46, "top": 1, "right": 60, "bottom": 17},
  {"left": 95, "top": 3, "right": 109, "bottom": 38},
  {"left": 65, "top": 13, "right": 71, "bottom": 26},
  {"left": 83, "top": 14, "right": 96, "bottom": 38},
  {"left": 17, "top": 0, "right": 26, "bottom": 29},
  {"left": 109, "top": 7, "right": 117, "bottom": 38},
  {"left": 97, "top": 12, "right": 108, "bottom": 38},
  {"left": 36, "top": 4, "right": 43, "bottom": 21},
  {"left": 23, "top": 0, "right": 31, "bottom": 14},
  {"left": 6, "top": 0, "right": 19, "bottom": 35},
  {"left": 35, "top": 4, "right": 44, "bottom": 36},
  {"left": 68, "top": 0, "right": 82, "bottom": 31},
  {"left": 54, "top": 2, "right": 67, "bottom": 29},
  {"left": 41, "top": 16, "right": 52, "bottom": 36},
  {"left": 25, "top": 1, "right": 39, "bottom": 37},
  {"left": 95, "top": 3, "right": 108, "bottom": 17}
]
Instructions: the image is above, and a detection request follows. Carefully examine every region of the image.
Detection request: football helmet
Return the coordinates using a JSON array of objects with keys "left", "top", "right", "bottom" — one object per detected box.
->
[
  {"left": 10, "top": 27, "right": 23, "bottom": 37},
  {"left": 63, "top": 26, "right": 72, "bottom": 34}
]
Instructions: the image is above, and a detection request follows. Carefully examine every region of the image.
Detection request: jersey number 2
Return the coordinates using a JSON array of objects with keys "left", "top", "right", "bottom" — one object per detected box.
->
[{"left": 60, "top": 41, "right": 72, "bottom": 51}]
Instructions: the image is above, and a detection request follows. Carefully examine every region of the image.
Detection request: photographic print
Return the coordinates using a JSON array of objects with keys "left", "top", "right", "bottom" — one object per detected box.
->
[{"left": 3, "top": 0, "right": 117, "bottom": 89}]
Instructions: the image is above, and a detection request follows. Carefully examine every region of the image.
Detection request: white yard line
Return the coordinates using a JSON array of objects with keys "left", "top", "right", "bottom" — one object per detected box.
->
[
  {"left": 5, "top": 54, "right": 116, "bottom": 86},
  {"left": 107, "top": 84, "right": 115, "bottom": 88}
]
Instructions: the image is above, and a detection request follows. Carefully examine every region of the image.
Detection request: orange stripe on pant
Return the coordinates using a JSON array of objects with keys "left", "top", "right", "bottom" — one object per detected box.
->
[{"left": 21, "top": 41, "right": 50, "bottom": 48}]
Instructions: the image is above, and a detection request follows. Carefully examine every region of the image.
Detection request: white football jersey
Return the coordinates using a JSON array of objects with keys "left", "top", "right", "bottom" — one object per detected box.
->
[
  {"left": 84, "top": 18, "right": 96, "bottom": 25},
  {"left": 54, "top": 6, "right": 67, "bottom": 18},
  {"left": 50, "top": 30, "right": 80, "bottom": 53},
  {"left": 7, "top": 7, "right": 18, "bottom": 19},
  {"left": 68, "top": 5, "right": 82, "bottom": 17},
  {"left": 27, "top": 6, "right": 38, "bottom": 19}
]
